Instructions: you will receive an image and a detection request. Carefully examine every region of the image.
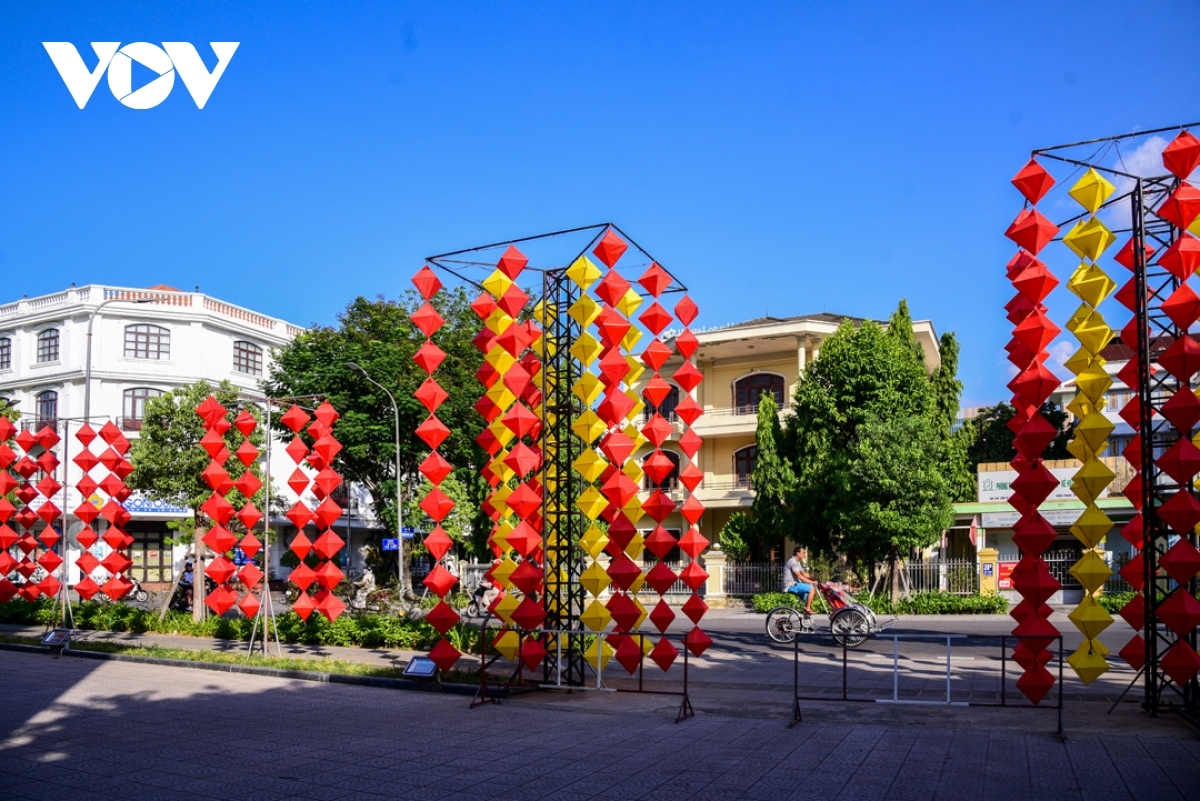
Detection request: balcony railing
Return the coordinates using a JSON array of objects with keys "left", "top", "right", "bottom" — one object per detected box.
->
[
  {"left": 702, "top": 477, "right": 753, "bottom": 492},
  {"left": 118, "top": 417, "right": 145, "bottom": 432}
]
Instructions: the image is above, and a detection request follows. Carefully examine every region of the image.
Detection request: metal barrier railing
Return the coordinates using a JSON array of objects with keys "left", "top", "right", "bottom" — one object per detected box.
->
[{"left": 788, "top": 633, "right": 1065, "bottom": 740}]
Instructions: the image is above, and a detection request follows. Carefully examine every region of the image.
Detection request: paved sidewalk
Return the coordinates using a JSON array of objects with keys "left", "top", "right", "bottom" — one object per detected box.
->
[{"left": 0, "top": 649, "right": 1197, "bottom": 801}]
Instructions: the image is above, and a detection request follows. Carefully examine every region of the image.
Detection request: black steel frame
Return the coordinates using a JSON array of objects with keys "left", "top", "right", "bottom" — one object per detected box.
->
[
  {"left": 425, "top": 223, "right": 688, "bottom": 689},
  {"left": 1034, "top": 123, "right": 1200, "bottom": 723}
]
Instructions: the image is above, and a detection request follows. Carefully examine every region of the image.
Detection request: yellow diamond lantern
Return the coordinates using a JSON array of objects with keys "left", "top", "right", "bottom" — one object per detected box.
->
[
  {"left": 1070, "top": 457, "right": 1115, "bottom": 504},
  {"left": 1073, "top": 311, "right": 1114, "bottom": 355},
  {"left": 494, "top": 592, "right": 520, "bottom": 625},
  {"left": 584, "top": 638, "right": 615, "bottom": 670},
  {"left": 633, "top": 598, "right": 649, "bottom": 630},
  {"left": 628, "top": 570, "right": 646, "bottom": 594},
  {"left": 622, "top": 496, "right": 645, "bottom": 525},
  {"left": 489, "top": 455, "right": 516, "bottom": 484},
  {"left": 569, "top": 295, "right": 601, "bottom": 327},
  {"left": 625, "top": 531, "right": 645, "bottom": 559},
  {"left": 484, "top": 307, "right": 515, "bottom": 336},
  {"left": 493, "top": 557, "right": 518, "bottom": 587},
  {"left": 491, "top": 520, "right": 515, "bottom": 552},
  {"left": 1065, "top": 394, "right": 1094, "bottom": 420},
  {"left": 1068, "top": 550, "right": 1112, "bottom": 594},
  {"left": 493, "top": 630, "right": 520, "bottom": 661},
  {"left": 571, "top": 409, "right": 607, "bottom": 444},
  {"left": 567, "top": 255, "right": 602, "bottom": 289},
  {"left": 1068, "top": 168, "right": 1116, "bottom": 214},
  {"left": 622, "top": 458, "right": 644, "bottom": 485},
  {"left": 487, "top": 417, "right": 517, "bottom": 449},
  {"left": 569, "top": 331, "right": 603, "bottom": 365},
  {"left": 622, "top": 327, "right": 643, "bottom": 354},
  {"left": 490, "top": 483, "right": 512, "bottom": 516},
  {"left": 624, "top": 422, "right": 648, "bottom": 450},
  {"left": 1070, "top": 504, "right": 1112, "bottom": 548},
  {"left": 1067, "top": 643, "right": 1109, "bottom": 685},
  {"left": 579, "top": 524, "right": 609, "bottom": 558},
  {"left": 573, "top": 449, "right": 609, "bottom": 482},
  {"left": 531, "top": 299, "right": 549, "bottom": 325},
  {"left": 623, "top": 354, "right": 645, "bottom": 384},
  {"left": 581, "top": 599, "right": 613, "bottom": 632},
  {"left": 1067, "top": 595, "right": 1114, "bottom": 640},
  {"left": 571, "top": 372, "right": 603, "bottom": 406},
  {"left": 1192, "top": 216, "right": 1200, "bottom": 237},
  {"left": 1062, "top": 347, "right": 1097, "bottom": 376},
  {"left": 627, "top": 396, "right": 646, "bottom": 422},
  {"left": 1066, "top": 262, "right": 1117, "bottom": 307},
  {"left": 1063, "top": 218, "right": 1117, "bottom": 261},
  {"left": 485, "top": 346, "right": 517, "bottom": 376},
  {"left": 616, "top": 287, "right": 643, "bottom": 317},
  {"left": 1074, "top": 364, "right": 1112, "bottom": 403},
  {"left": 577, "top": 486, "right": 609, "bottom": 520},
  {"left": 580, "top": 560, "right": 610, "bottom": 597},
  {"left": 1074, "top": 414, "right": 1115, "bottom": 457},
  {"left": 482, "top": 269, "right": 514, "bottom": 299}
]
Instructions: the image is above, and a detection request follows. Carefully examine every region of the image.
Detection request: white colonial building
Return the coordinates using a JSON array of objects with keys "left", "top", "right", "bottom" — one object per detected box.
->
[{"left": 0, "top": 284, "right": 380, "bottom": 588}]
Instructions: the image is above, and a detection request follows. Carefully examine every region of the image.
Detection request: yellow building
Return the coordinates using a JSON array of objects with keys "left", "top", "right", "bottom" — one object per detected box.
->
[{"left": 635, "top": 313, "right": 942, "bottom": 555}]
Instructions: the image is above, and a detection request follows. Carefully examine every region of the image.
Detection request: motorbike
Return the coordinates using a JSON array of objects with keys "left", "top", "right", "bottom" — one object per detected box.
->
[{"left": 126, "top": 575, "right": 150, "bottom": 603}]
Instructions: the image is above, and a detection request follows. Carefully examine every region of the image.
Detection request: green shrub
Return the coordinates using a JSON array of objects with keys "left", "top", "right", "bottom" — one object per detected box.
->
[
  {"left": 752, "top": 592, "right": 802, "bottom": 613},
  {"left": 0, "top": 599, "right": 452, "bottom": 651},
  {"left": 1096, "top": 591, "right": 1135, "bottom": 613},
  {"left": 751, "top": 590, "right": 1008, "bottom": 615}
]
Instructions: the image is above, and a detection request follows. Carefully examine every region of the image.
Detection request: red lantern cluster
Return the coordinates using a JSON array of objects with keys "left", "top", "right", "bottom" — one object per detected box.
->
[
  {"left": 1115, "top": 131, "right": 1200, "bottom": 684},
  {"left": 636, "top": 266, "right": 711, "bottom": 668},
  {"left": 1004, "top": 159, "right": 1063, "bottom": 704},
  {"left": 71, "top": 421, "right": 134, "bottom": 601},
  {"left": 0, "top": 420, "right": 66, "bottom": 602},
  {"left": 412, "top": 262, "right": 470, "bottom": 672},
  {"left": 278, "top": 401, "right": 346, "bottom": 622},
  {"left": 194, "top": 397, "right": 269, "bottom": 618}
]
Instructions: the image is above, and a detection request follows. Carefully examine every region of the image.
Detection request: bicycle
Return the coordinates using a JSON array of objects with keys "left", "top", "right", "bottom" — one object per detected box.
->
[{"left": 765, "top": 580, "right": 885, "bottom": 648}]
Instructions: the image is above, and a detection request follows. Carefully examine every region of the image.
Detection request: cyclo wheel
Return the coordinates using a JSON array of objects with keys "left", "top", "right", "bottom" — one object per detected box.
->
[
  {"left": 830, "top": 607, "right": 871, "bottom": 648},
  {"left": 766, "top": 606, "right": 801, "bottom": 643}
]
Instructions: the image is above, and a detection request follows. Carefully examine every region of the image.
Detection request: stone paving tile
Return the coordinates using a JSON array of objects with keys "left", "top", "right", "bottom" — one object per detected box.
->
[{"left": 2, "top": 651, "right": 1199, "bottom": 801}]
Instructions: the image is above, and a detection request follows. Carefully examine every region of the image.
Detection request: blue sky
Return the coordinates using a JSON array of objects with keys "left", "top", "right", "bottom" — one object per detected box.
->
[{"left": 2, "top": 1, "right": 1198, "bottom": 406}]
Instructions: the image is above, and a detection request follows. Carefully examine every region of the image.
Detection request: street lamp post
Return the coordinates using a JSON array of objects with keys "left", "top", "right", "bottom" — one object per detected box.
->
[
  {"left": 84, "top": 296, "right": 153, "bottom": 420},
  {"left": 345, "top": 362, "right": 405, "bottom": 593}
]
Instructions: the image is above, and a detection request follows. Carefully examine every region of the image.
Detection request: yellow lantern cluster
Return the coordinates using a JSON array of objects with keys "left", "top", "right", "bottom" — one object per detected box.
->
[{"left": 1062, "top": 167, "right": 1118, "bottom": 684}]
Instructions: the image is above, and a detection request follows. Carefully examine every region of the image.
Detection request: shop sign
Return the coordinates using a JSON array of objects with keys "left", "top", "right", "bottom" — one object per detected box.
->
[
  {"left": 977, "top": 466, "right": 1092, "bottom": 503},
  {"left": 981, "top": 508, "right": 1086, "bottom": 528},
  {"left": 998, "top": 561, "right": 1018, "bottom": 590}
]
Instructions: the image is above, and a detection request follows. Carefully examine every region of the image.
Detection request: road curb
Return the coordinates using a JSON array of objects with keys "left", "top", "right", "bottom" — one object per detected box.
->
[{"left": 0, "top": 641, "right": 497, "bottom": 697}]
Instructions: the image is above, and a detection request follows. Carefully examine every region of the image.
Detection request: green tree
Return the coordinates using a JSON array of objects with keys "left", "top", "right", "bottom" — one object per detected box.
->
[
  {"left": 128, "top": 379, "right": 267, "bottom": 538},
  {"left": 717, "top": 512, "right": 751, "bottom": 561},
  {"left": 263, "top": 291, "right": 488, "bottom": 575},
  {"left": 780, "top": 301, "right": 964, "bottom": 594},
  {"left": 746, "top": 393, "right": 795, "bottom": 556},
  {"left": 965, "top": 401, "right": 1073, "bottom": 467}
]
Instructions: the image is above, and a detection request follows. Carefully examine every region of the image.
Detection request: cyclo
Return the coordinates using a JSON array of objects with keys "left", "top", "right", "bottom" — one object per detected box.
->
[{"left": 765, "top": 580, "right": 887, "bottom": 648}]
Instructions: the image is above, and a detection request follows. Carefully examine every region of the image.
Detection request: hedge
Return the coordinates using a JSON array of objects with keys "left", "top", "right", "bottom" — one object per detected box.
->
[
  {"left": 752, "top": 590, "right": 1008, "bottom": 615},
  {"left": 0, "top": 599, "right": 446, "bottom": 650}
]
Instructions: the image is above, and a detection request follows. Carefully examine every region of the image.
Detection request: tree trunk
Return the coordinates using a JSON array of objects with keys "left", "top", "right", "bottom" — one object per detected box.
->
[
  {"left": 889, "top": 547, "right": 900, "bottom": 604},
  {"left": 193, "top": 532, "right": 207, "bottom": 623}
]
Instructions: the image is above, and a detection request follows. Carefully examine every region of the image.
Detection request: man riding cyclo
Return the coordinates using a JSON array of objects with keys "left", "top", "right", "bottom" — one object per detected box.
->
[{"left": 783, "top": 545, "right": 818, "bottom": 620}]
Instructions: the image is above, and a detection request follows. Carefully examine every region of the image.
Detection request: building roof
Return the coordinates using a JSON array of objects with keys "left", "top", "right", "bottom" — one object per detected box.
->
[{"left": 711, "top": 312, "right": 876, "bottom": 332}]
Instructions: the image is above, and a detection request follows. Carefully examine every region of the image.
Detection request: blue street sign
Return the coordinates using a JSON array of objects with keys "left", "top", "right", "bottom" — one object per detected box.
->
[
  {"left": 382, "top": 538, "right": 399, "bottom": 551},
  {"left": 401, "top": 526, "right": 414, "bottom": 534},
  {"left": 402, "top": 531, "right": 415, "bottom": 540}
]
